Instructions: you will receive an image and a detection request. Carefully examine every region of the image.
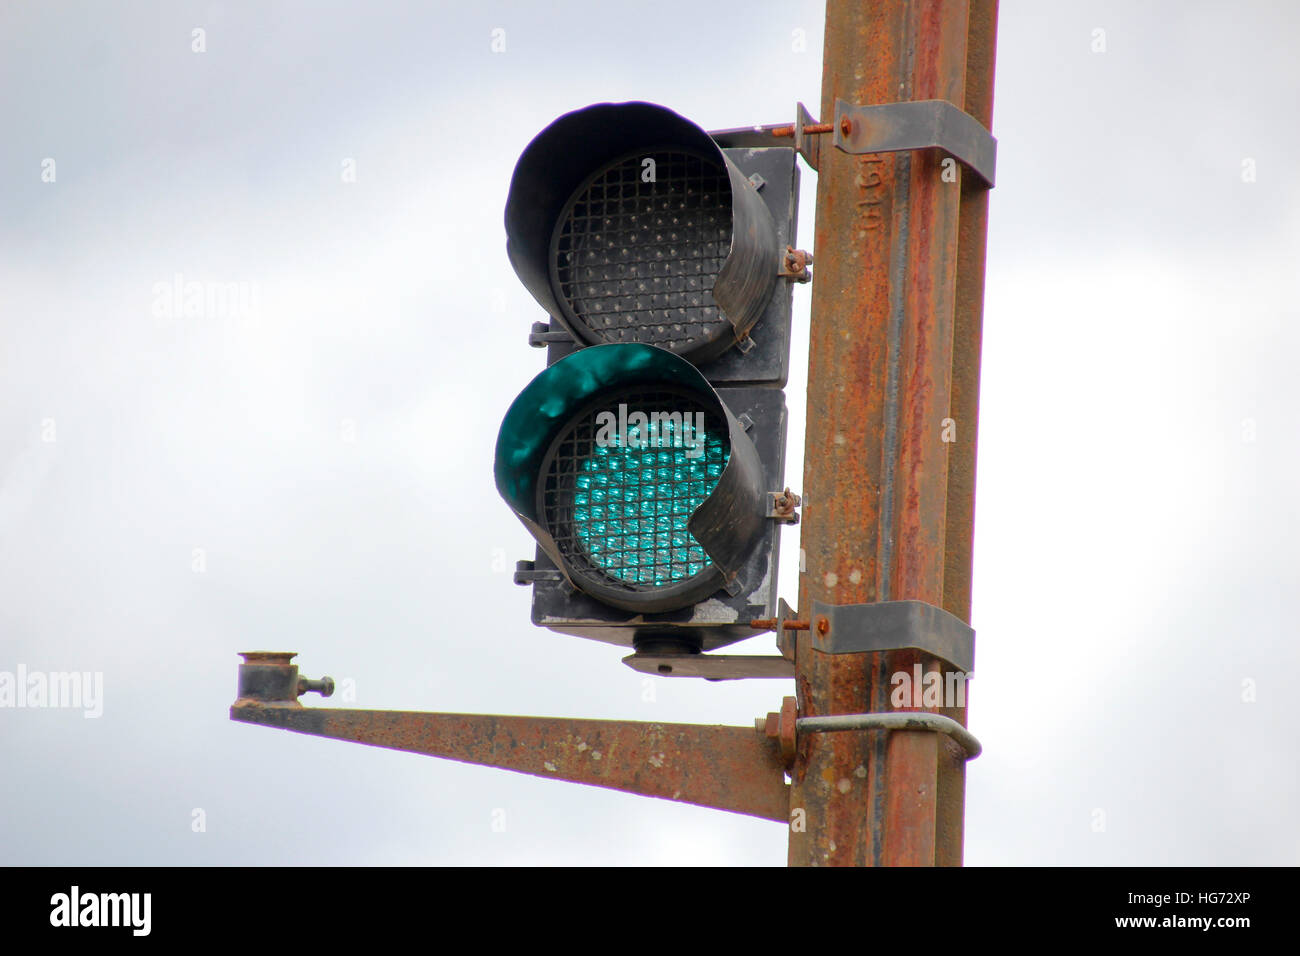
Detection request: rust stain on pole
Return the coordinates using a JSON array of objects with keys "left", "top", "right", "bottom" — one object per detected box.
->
[
  {"left": 937, "top": 0, "right": 998, "bottom": 863},
  {"left": 231, "top": 703, "right": 790, "bottom": 823},
  {"left": 791, "top": 0, "right": 997, "bottom": 867}
]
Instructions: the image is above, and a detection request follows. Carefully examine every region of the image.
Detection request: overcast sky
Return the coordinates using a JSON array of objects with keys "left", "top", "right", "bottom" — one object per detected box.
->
[{"left": 2, "top": 0, "right": 1297, "bottom": 866}]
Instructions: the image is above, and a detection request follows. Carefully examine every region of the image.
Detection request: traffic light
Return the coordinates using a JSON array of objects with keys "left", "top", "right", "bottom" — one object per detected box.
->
[{"left": 496, "top": 101, "right": 800, "bottom": 655}]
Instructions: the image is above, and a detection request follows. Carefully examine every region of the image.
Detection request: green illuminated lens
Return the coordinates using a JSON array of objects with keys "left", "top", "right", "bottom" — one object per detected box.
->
[{"left": 571, "top": 417, "right": 728, "bottom": 586}]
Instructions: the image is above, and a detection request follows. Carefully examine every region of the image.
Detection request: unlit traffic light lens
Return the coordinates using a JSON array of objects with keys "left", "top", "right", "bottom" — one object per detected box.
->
[{"left": 551, "top": 149, "right": 732, "bottom": 356}]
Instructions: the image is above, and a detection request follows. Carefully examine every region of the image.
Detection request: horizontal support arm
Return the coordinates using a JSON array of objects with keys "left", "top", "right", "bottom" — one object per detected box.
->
[{"left": 231, "top": 702, "right": 790, "bottom": 823}]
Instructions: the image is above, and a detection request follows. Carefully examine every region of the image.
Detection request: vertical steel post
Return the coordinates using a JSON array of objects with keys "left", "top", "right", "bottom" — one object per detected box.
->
[{"left": 789, "top": 0, "right": 998, "bottom": 866}]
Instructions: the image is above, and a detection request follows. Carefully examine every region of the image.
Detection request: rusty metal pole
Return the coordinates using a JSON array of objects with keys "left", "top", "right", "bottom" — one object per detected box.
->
[{"left": 789, "top": 0, "right": 998, "bottom": 866}]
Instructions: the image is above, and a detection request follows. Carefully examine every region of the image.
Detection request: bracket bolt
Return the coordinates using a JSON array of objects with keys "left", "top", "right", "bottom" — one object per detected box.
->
[
  {"left": 779, "top": 248, "right": 813, "bottom": 283},
  {"left": 773, "top": 486, "right": 802, "bottom": 518},
  {"left": 763, "top": 696, "right": 798, "bottom": 765},
  {"left": 297, "top": 675, "right": 335, "bottom": 698}
]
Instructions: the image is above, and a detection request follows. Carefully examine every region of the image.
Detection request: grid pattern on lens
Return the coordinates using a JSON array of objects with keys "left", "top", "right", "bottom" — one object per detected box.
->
[
  {"left": 542, "top": 392, "right": 729, "bottom": 590},
  {"left": 553, "top": 150, "right": 732, "bottom": 353}
]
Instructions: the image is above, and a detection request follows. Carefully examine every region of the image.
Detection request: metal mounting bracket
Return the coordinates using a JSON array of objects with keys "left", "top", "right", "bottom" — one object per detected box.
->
[
  {"left": 746, "top": 597, "right": 799, "bottom": 660},
  {"left": 622, "top": 652, "right": 794, "bottom": 681},
  {"left": 514, "top": 559, "right": 564, "bottom": 585},
  {"left": 706, "top": 105, "right": 823, "bottom": 171},
  {"left": 792, "top": 102, "right": 821, "bottom": 170},
  {"left": 765, "top": 487, "right": 801, "bottom": 524},
  {"left": 810, "top": 599, "right": 975, "bottom": 673},
  {"left": 833, "top": 98, "right": 997, "bottom": 187},
  {"left": 798, "top": 711, "right": 981, "bottom": 760},
  {"left": 528, "top": 320, "right": 576, "bottom": 348},
  {"left": 708, "top": 99, "right": 993, "bottom": 184}
]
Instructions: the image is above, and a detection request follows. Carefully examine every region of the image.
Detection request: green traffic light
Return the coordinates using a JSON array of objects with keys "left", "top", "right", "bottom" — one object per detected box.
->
[
  {"left": 572, "top": 419, "right": 728, "bottom": 586},
  {"left": 495, "top": 341, "right": 770, "bottom": 614}
]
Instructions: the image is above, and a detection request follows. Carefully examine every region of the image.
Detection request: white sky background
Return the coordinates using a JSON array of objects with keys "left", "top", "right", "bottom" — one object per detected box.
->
[{"left": 1, "top": 0, "right": 1296, "bottom": 865}]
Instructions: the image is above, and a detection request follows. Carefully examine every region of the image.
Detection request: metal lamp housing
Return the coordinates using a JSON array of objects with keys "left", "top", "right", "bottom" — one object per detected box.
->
[
  {"left": 496, "top": 348, "right": 780, "bottom": 624},
  {"left": 505, "top": 102, "right": 781, "bottom": 366}
]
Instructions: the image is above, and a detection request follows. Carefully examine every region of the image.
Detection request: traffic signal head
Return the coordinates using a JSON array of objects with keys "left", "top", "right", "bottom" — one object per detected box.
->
[
  {"left": 495, "top": 343, "right": 769, "bottom": 616},
  {"left": 505, "top": 102, "right": 781, "bottom": 365},
  {"left": 498, "top": 101, "right": 799, "bottom": 654}
]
